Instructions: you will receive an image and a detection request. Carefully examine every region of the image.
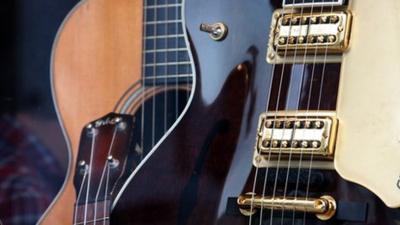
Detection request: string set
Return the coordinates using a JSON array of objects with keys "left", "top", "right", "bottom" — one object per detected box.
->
[
  {"left": 93, "top": 128, "right": 118, "bottom": 225},
  {"left": 72, "top": 0, "right": 192, "bottom": 224},
  {"left": 303, "top": 2, "right": 336, "bottom": 224},
  {"left": 249, "top": 0, "right": 336, "bottom": 224}
]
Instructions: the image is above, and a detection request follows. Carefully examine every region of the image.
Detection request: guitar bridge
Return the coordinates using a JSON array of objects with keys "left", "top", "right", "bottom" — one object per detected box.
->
[
  {"left": 253, "top": 111, "right": 338, "bottom": 168},
  {"left": 237, "top": 193, "right": 336, "bottom": 221}
]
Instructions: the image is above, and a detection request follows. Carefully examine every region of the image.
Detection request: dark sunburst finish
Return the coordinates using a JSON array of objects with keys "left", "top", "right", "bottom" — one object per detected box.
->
[{"left": 111, "top": 0, "right": 400, "bottom": 224}]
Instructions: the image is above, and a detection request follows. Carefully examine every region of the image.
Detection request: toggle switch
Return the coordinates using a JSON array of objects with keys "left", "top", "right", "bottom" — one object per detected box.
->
[{"left": 200, "top": 22, "right": 228, "bottom": 41}]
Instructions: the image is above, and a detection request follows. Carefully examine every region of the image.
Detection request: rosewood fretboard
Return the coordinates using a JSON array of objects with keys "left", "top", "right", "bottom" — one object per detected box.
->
[{"left": 142, "top": 0, "right": 193, "bottom": 86}]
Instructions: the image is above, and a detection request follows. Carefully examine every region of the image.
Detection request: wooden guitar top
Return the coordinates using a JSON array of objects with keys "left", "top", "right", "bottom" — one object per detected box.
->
[{"left": 40, "top": 0, "right": 142, "bottom": 224}]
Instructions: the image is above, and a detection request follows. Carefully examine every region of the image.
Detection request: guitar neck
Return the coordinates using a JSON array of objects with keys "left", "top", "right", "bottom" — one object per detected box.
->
[{"left": 142, "top": 0, "right": 193, "bottom": 86}]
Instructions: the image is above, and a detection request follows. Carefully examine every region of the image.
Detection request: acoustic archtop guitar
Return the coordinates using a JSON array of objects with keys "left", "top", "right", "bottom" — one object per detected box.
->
[
  {"left": 108, "top": 0, "right": 400, "bottom": 224},
  {"left": 39, "top": 0, "right": 194, "bottom": 224}
]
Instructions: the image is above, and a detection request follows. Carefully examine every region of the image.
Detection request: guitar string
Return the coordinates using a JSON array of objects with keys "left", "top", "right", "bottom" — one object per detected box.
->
[
  {"left": 175, "top": 0, "right": 180, "bottom": 120},
  {"left": 184, "top": 0, "right": 190, "bottom": 101},
  {"left": 140, "top": 0, "right": 148, "bottom": 161},
  {"left": 277, "top": 1, "right": 310, "bottom": 224},
  {"left": 151, "top": 0, "right": 158, "bottom": 149},
  {"left": 83, "top": 129, "right": 96, "bottom": 225},
  {"left": 150, "top": 0, "right": 185, "bottom": 157},
  {"left": 141, "top": 0, "right": 186, "bottom": 160},
  {"left": 296, "top": 1, "right": 325, "bottom": 222},
  {"left": 250, "top": 3, "right": 296, "bottom": 225},
  {"left": 164, "top": 0, "right": 169, "bottom": 135},
  {"left": 92, "top": 127, "right": 118, "bottom": 224},
  {"left": 290, "top": 0, "right": 335, "bottom": 223},
  {"left": 74, "top": 1, "right": 185, "bottom": 224},
  {"left": 103, "top": 127, "right": 132, "bottom": 225},
  {"left": 302, "top": 1, "right": 336, "bottom": 225},
  {"left": 286, "top": 1, "right": 321, "bottom": 224},
  {"left": 252, "top": 3, "right": 290, "bottom": 225},
  {"left": 266, "top": 1, "right": 309, "bottom": 224},
  {"left": 103, "top": 160, "right": 111, "bottom": 225},
  {"left": 139, "top": 0, "right": 187, "bottom": 165},
  {"left": 73, "top": 164, "right": 88, "bottom": 225}
]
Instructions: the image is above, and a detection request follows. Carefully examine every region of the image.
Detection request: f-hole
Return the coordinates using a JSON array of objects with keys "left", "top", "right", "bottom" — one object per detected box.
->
[{"left": 397, "top": 176, "right": 400, "bottom": 190}]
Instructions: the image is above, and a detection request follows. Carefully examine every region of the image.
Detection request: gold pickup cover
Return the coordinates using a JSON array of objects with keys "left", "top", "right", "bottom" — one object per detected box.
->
[
  {"left": 253, "top": 111, "right": 338, "bottom": 168},
  {"left": 267, "top": 10, "right": 352, "bottom": 64}
]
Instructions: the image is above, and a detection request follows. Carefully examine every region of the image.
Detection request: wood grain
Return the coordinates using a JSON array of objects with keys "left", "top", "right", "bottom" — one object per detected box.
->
[
  {"left": 109, "top": 0, "right": 400, "bottom": 224},
  {"left": 40, "top": 0, "right": 142, "bottom": 224}
]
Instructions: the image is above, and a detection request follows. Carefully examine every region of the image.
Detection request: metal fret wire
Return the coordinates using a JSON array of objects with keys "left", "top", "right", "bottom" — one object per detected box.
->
[
  {"left": 142, "top": 0, "right": 190, "bottom": 119},
  {"left": 73, "top": 1, "right": 190, "bottom": 224}
]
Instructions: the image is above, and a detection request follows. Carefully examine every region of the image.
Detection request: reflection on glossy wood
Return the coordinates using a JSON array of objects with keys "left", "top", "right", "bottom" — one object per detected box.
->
[
  {"left": 110, "top": 0, "right": 400, "bottom": 224},
  {"left": 111, "top": 0, "right": 271, "bottom": 223},
  {"left": 40, "top": 0, "right": 142, "bottom": 224}
]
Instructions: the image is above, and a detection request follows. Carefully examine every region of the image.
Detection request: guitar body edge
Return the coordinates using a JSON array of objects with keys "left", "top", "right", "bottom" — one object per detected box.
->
[{"left": 39, "top": 0, "right": 143, "bottom": 224}]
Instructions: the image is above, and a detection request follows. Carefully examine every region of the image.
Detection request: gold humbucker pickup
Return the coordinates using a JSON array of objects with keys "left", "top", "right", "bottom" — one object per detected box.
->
[
  {"left": 267, "top": 10, "right": 352, "bottom": 64},
  {"left": 254, "top": 111, "right": 338, "bottom": 166}
]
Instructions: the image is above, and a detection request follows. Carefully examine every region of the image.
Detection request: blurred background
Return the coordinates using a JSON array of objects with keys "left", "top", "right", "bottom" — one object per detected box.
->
[{"left": 0, "top": 1, "right": 79, "bottom": 224}]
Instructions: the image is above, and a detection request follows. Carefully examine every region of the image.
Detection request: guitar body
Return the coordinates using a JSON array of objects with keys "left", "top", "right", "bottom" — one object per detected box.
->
[
  {"left": 111, "top": 0, "right": 272, "bottom": 223},
  {"left": 112, "top": 0, "right": 400, "bottom": 225},
  {"left": 40, "top": 0, "right": 142, "bottom": 224}
]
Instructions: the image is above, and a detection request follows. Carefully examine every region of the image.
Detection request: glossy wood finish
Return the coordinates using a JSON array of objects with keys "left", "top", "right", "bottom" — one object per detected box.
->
[
  {"left": 40, "top": 0, "right": 142, "bottom": 224},
  {"left": 111, "top": 0, "right": 272, "bottom": 223},
  {"left": 111, "top": 0, "right": 400, "bottom": 224},
  {"left": 73, "top": 113, "right": 135, "bottom": 225}
]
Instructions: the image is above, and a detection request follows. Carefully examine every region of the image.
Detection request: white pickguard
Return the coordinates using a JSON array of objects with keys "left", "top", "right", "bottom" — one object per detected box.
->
[{"left": 336, "top": 0, "right": 400, "bottom": 208}]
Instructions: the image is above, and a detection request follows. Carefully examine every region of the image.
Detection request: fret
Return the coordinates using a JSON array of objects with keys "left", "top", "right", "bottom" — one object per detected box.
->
[
  {"left": 144, "top": 64, "right": 192, "bottom": 76},
  {"left": 145, "top": 34, "right": 184, "bottom": 39},
  {"left": 144, "top": 61, "right": 191, "bottom": 67},
  {"left": 145, "top": 36, "right": 186, "bottom": 50},
  {"left": 144, "top": 3, "right": 181, "bottom": 9},
  {"left": 146, "top": 0, "right": 182, "bottom": 6},
  {"left": 143, "top": 0, "right": 192, "bottom": 86},
  {"left": 145, "top": 5, "right": 181, "bottom": 21},
  {"left": 144, "top": 74, "right": 192, "bottom": 80},
  {"left": 144, "top": 48, "right": 187, "bottom": 53},
  {"left": 143, "top": 75, "right": 192, "bottom": 86},
  {"left": 145, "top": 51, "right": 190, "bottom": 64},
  {"left": 145, "top": 23, "right": 184, "bottom": 36},
  {"left": 145, "top": 20, "right": 182, "bottom": 25}
]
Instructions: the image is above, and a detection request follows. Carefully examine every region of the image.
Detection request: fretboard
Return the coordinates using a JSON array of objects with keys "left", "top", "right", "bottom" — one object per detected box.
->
[{"left": 142, "top": 0, "right": 193, "bottom": 86}]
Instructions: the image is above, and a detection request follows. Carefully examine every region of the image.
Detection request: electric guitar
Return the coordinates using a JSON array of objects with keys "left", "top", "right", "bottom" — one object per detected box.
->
[
  {"left": 110, "top": 0, "right": 400, "bottom": 224},
  {"left": 39, "top": 0, "right": 194, "bottom": 224}
]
